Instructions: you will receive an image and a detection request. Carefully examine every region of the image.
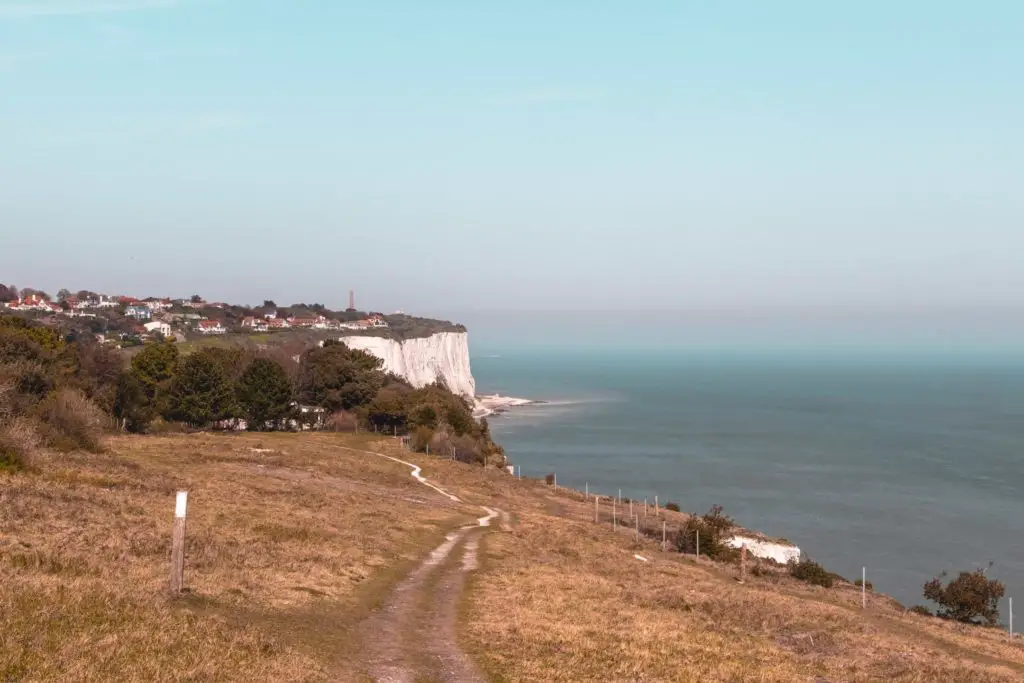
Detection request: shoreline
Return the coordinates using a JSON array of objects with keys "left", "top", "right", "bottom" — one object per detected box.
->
[{"left": 473, "top": 393, "right": 537, "bottom": 418}]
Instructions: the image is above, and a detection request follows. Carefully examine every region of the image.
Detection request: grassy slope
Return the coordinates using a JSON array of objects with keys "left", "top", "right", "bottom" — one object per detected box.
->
[
  {"left": 0, "top": 433, "right": 477, "bottom": 682},
  {"left": 3, "top": 433, "right": 1024, "bottom": 682}
]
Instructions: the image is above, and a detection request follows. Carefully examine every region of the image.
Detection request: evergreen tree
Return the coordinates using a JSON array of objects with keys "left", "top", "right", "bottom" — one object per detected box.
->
[
  {"left": 236, "top": 358, "right": 294, "bottom": 430},
  {"left": 166, "top": 351, "right": 234, "bottom": 427}
]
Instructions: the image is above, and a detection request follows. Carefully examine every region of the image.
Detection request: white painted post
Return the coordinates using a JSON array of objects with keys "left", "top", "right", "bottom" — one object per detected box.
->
[
  {"left": 585, "top": 482, "right": 588, "bottom": 500},
  {"left": 618, "top": 488, "right": 621, "bottom": 504},
  {"left": 553, "top": 472, "right": 557, "bottom": 487},
  {"left": 1010, "top": 597, "right": 1014, "bottom": 638},
  {"left": 170, "top": 491, "right": 188, "bottom": 593},
  {"left": 644, "top": 498, "right": 648, "bottom": 518},
  {"left": 862, "top": 567, "right": 867, "bottom": 609},
  {"left": 517, "top": 465, "right": 521, "bottom": 480},
  {"left": 655, "top": 495, "right": 659, "bottom": 514}
]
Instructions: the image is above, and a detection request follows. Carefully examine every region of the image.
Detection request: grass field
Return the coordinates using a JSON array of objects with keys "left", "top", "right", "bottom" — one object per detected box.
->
[{"left": 3, "top": 432, "right": 1023, "bottom": 682}]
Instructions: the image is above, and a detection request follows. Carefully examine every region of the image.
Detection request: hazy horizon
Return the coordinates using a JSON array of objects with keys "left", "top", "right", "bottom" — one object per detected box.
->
[{"left": 2, "top": 1, "right": 1022, "bottom": 315}]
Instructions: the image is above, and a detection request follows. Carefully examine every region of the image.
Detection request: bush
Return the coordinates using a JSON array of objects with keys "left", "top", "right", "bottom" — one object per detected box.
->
[
  {"left": 0, "top": 418, "right": 40, "bottom": 472},
  {"left": 923, "top": 568, "right": 1005, "bottom": 626},
  {"left": 909, "top": 605, "right": 934, "bottom": 617},
  {"left": 664, "top": 502, "right": 680, "bottom": 512},
  {"left": 327, "top": 410, "right": 359, "bottom": 432},
  {"left": 854, "top": 578, "right": 873, "bottom": 590},
  {"left": 409, "top": 425, "right": 434, "bottom": 451},
  {"left": 35, "top": 388, "right": 106, "bottom": 452},
  {"left": 674, "top": 505, "right": 738, "bottom": 561},
  {"left": 788, "top": 558, "right": 834, "bottom": 588}
]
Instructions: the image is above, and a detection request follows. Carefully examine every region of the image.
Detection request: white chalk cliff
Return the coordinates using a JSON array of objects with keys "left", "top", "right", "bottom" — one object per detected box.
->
[
  {"left": 340, "top": 332, "right": 476, "bottom": 399},
  {"left": 726, "top": 535, "right": 801, "bottom": 565}
]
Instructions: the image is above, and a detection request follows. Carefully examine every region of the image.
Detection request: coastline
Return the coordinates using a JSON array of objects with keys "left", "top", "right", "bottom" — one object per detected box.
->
[{"left": 473, "top": 393, "right": 536, "bottom": 418}]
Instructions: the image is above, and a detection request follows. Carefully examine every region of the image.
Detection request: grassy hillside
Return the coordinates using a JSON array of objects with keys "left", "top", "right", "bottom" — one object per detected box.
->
[{"left": 3, "top": 433, "right": 1023, "bottom": 682}]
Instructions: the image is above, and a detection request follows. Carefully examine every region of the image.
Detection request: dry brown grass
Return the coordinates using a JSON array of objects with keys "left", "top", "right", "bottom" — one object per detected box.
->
[
  {"left": 4, "top": 433, "right": 1024, "bottom": 682},
  {"left": 0, "top": 432, "right": 478, "bottom": 682},
  {"left": 425, "top": 470, "right": 1024, "bottom": 682}
]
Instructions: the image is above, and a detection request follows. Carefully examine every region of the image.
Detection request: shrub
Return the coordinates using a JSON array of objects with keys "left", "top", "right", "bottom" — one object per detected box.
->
[
  {"left": 35, "top": 388, "right": 106, "bottom": 452},
  {"left": 909, "top": 605, "right": 934, "bottom": 617},
  {"left": 923, "top": 568, "right": 1005, "bottom": 626},
  {"left": 788, "top": 558, "right": 834, "bottom": 588},
  {"left": 409, "top": 425, "right": 434, "bottom": 451},
  {"left": 0, "top": 418, "right": 40, "bottom": 472},
  {"left": 674, "top": 505, "right": 738, "bottom": 561},
  {"left": 854, "top": 578, "right": 873, "bottom": 590},
  {"left": 326, "top": 410, "right": 359, "bottom": 432},
  {"left": 664, "top": 502, "right": 680, "bottom": 512}
]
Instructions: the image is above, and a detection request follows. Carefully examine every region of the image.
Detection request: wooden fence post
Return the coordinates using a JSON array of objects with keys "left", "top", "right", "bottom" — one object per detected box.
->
[
  {"left": 862, "top": 567, "right": 867, "bottom": 609},
  {"left": 170, "top": 491, "right": 188, "bottom": 594}
]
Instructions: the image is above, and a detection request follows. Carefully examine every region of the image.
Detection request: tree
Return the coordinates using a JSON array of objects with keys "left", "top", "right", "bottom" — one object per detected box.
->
[
  {"left": 236, "top": 358, "right": 294, "bottom": 430},
  {"left": 20, "top": 288, "right": 49, "bottom": 300},
  {"left": 57, "top": 288, "right": 72, "bottom": 302},
  {"left": 130, "top": 342, "right": 179, "bottom": 402},
  {"left": 365, "top": 387, "right": 408, "bottom": 432},
  {"left": 0, "top": 285, "right": 16, "bottom": 303},
  {"left": 114, "top": 372, "right": 155, "bottom": 432},
  {"left": 923, "top": 568, "right": 1005, "bottom": 626},
  {"left": 262, "top": 300, "right": 276, "bottom": 308},
  {"left": 190, "top": 294, "right": 203, "bottom": 303},
  {"left": 297, "top": 341, "right": 385, "bottom": 411},
  {"left": 166, "top": 351, "right": 234, "bottom": 427}
]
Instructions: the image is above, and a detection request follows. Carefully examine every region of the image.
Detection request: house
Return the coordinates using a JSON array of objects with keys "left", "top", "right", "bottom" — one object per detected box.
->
[
  {"left": 197, "top": 320, "right": 226, "bottom": 335},
  {"left": 264, "top": 310, "right": 277, "bottom": 320},
  {"left": 288, "top": 316, "right": 323, "bottom": 329},
  {"left": 94, "top": 296, "right": 119, "bottom": 309},
  {"left": 241, "top": 316, "right": 269, "bottom": 333},
  {"left": 367, "top": 314, "right": 389, "bottom": 329},
  {"left": 7, "top": 295, "right": 59, "bottom": 312},
  {"left": 144, "top": 321, "right": 172, "bottom": 336},
  {"left": 144, "top": 298, "right": 172, "bottom": 311},
  {"left": 267, "top": 318, "right": 290, "bottom": 330},
  {"left": 125, "top": 305, "right": 152, "bottom": 320}
]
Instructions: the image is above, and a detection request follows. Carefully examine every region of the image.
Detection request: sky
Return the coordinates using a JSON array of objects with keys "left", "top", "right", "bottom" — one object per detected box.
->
[{"left": 1, "top": 1, "right": 1023, "bottom": 322}]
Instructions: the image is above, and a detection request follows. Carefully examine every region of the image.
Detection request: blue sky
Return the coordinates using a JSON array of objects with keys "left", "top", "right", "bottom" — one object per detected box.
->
[{"left": 1, "top": 1, "right": 1022, "bottom": 317}]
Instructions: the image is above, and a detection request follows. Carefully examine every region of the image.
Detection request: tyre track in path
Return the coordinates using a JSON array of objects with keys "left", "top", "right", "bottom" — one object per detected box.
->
[{"left": 338, "top": 446, "right": 500, "bottom": 683}]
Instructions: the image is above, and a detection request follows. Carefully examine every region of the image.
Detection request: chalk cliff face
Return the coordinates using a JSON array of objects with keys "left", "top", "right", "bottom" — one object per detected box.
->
[
  {"left": 339, "top": 332, "right": 476, "bottom": 399},
  {"left": 726, "top": 535, "right": 801, "bottom": 565}
]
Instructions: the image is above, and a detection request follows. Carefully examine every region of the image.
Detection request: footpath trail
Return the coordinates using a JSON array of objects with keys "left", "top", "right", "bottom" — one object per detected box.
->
[{"left": 338, "top": 446, "right": 503, "bottom": 683}]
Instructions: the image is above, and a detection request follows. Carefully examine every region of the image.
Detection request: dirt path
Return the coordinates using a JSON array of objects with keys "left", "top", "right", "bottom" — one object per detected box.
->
[{"left": 339, "top": 446, "right": 499, "bottom": 682}]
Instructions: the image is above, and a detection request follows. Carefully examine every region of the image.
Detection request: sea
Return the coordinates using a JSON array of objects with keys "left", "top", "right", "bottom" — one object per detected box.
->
[{"left": 463, "top": 313, "right": 1024, "bottom": 616}]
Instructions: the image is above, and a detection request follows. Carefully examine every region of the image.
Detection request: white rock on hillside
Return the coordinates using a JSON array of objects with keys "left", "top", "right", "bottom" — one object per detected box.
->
[
  {"left": 339, "top": 332, "right": 476, "bottom": 399},
  {"left": 726, "top": 535, "right": 801, "bottom": 565}
]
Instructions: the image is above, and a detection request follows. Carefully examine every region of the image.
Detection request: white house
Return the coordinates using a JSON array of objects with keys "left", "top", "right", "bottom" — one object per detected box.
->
[
  {"left": 197, "top": 320, "right": 226, "bottom": 335},
  {"left": 241, "top": 316, "right": 269, "bottom": 332},
  {"left": 144, "top": 321, "right": 172, "bottom": 336}
]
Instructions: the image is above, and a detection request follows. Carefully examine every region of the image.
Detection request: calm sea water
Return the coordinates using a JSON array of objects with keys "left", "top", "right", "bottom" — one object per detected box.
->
[{"left": 473, "top": 347, "right": 1024, "bottom": 614}]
